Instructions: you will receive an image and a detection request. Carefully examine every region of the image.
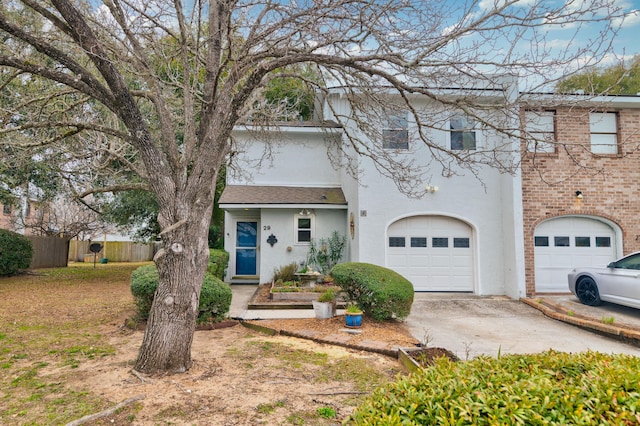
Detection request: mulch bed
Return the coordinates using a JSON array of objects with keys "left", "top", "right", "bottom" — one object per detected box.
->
[{"left": 408, "top": 347, "right": 459, "bottom": 366}]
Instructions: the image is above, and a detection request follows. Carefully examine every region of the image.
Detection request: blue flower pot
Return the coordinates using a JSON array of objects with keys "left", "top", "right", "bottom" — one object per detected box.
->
[{"left": 345, "top": 312, "right": 363, "bottom": 328}]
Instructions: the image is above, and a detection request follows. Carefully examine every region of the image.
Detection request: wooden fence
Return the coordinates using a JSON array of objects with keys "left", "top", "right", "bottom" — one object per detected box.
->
[
  {"left": 69, "top": 240, "right": 157, "bottom": 263},
  {"left": 27, "top": 236, "right": 70, "bottom": 269}
]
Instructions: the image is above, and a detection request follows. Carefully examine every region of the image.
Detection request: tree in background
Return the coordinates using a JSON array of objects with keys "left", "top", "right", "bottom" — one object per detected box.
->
[
  {"left": 22, "top": 194, "right": 111, "bottom": 240},
  {"left": 0, "top": 0, "right": 628, "bottom": 374},
  {"left": 557, "top": 55, "right": 640, "bottom": 95}
]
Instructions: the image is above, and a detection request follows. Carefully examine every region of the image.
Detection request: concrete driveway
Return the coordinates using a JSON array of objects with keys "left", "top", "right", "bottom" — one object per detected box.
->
[{"left": 406, "top": 293, "right": 640, "bottom": 359}]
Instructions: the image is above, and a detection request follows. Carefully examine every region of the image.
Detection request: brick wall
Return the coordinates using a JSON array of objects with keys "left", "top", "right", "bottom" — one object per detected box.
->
[
  {"left": 522, "top": 106, "right": 640, "bottom": 296},
  {"left": 0, "top": 204, "right": 15, "bottom": 231}
]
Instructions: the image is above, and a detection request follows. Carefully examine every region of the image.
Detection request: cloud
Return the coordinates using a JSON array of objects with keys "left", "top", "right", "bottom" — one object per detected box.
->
[
  {"left": 478, "top": 0, "right": 536, "bottom": 11},
  {"left": 614, "top": 9, "right": 640, "bottom": 28}
]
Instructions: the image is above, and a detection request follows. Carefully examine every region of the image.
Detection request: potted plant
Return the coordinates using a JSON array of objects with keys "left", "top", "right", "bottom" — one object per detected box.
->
[
  {"left": 345, "top": 303, "right": 363, "bottom": 327},
  {"left": 313, "top": 288, "right": 336, "bottom": 319}
]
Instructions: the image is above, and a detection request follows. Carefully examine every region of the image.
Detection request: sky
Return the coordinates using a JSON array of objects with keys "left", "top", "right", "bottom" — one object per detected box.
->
[
  {"left": 443, "top": 0, "right": 640, "bottom": 90},
  {"left": 607, "top": 1, "right": 640, "bottom": 59}
]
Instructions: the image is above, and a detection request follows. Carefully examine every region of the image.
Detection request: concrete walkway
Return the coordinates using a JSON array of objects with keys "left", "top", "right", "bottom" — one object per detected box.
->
[{"left": 230, "top": 285, "right": 640, "bottom": 359}]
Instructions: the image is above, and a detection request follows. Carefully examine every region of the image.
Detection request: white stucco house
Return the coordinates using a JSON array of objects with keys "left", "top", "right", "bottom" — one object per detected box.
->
[
  {"left": 220, "top": 76, "right": 640, "bottom": 299},
  {"left": 220, "top": 77, "right": 527, "bottom": 298}
]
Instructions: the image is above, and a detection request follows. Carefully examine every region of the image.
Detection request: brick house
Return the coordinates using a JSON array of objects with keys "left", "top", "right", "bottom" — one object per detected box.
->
[
  {"left": 0, "top": 199, "right": 43, "bottom": 236},
  {"left": 220, "top": 85, "right": 640, "bottom": 299},
  {"left": 522, "top": 96, "right": 640, "bottom": 296}
]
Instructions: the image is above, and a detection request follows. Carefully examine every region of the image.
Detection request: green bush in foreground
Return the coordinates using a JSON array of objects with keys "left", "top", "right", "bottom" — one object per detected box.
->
[
  {"left": 0, "top": 229, "right": 33, "bottom": 276},
  {"left": 348, "top": 350, "right": 640, "bottom": 425},
  {"left": 130, "top": 264, "right": 232, "bottom": 323},
  {"left": 330, "top": 262, "right": 413, "bottom": 320}
]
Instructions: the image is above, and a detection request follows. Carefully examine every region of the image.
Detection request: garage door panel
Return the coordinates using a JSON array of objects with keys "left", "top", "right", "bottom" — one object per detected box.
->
[
  {"left": 451, "top": 255, "right": 472, "bottom": 267},
  {"left": 431, "top": 254, "right": 453, "bottom": 267},
  {"left": 387, "top": 215, "right": 473, "bottom": 292},
  {"left": 388, "top": 254, "right": 408, "bottom": 267},
  {"left": 550, "top": 254, "right": 573, "bottom": 266},
  {"left": 407, "top": 254, "right": 430, "bottom": 265}
]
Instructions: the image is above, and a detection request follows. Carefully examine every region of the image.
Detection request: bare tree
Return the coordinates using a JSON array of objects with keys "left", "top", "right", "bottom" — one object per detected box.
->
[
  {"left": 18, "top": 194, "right": 111, "bottom": 240},
  {"left": 0, "top": 0, "right": 627, "bottom": 374}
]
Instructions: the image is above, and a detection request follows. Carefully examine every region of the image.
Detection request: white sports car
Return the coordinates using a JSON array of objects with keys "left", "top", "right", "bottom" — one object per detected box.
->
[{"left": 568, "top": 251, "right": 640, "bottom": 308}]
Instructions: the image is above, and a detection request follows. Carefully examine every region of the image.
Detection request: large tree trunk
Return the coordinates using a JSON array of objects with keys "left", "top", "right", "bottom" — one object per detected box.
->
[{"left": 133, "top": 192, "right": 214, "bottom": 375}]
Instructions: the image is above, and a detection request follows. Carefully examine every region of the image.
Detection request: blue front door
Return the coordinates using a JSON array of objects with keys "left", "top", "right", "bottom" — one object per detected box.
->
[{"left": 236, "top": 221, "right": 257, "bottom": 275}]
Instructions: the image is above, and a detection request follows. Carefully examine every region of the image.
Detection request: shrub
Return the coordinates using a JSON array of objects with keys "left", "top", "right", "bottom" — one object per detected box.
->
[
  {"left": 273, "top": 262, "right": 299, "bottom": 282},
  {"left": 130, "top": 264, "right": 232, "bottom": 323},
  {"left": 130, "top": 264, "right": 158, "bottom": 319},
  {"left": 330, "top": 262, "right": 413, "bottom": 321},
  {"left": 0, "top": 229, "right": 33, "bottom": 276},
  {"left": 207, "top": 249, "right": 229, "bottom": 280},
  {"left": 317, "top": 287, "right": 337, "bottom": 302},
  {"left": 348, "top": 351, "right": 640, "bottom": 424},
  {"left": 198, "top": 274, "right": 233, "bottom": 323}
]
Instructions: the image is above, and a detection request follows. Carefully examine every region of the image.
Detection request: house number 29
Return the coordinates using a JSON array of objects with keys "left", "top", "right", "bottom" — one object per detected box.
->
[{"left": 263, "top": 225, "right": 271, "bottom": 230}]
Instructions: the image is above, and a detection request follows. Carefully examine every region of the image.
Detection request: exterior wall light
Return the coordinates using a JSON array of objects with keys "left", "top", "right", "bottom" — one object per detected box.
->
[
  {"left": 575, "top": 191, "right": 583, "bottom": 199},
  {"left": 426, "top": 184, "right": 439, "bottom": 193}
]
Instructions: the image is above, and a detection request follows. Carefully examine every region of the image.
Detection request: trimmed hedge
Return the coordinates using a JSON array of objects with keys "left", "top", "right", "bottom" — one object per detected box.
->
[
  {"left": 0, "top": 229, "right": 33, "bottom": 276},
  {"left": 349, "top": 350, "right": 640, "bottom": 424},
  {"left": 330, "top": 262, "right": 413, "bottom": 321},
  {"left": 207, "top": 249, "right": 229, "bottom": 280},
  {"left": 130, "top": 264, "right": 232, "bottom": 323}
]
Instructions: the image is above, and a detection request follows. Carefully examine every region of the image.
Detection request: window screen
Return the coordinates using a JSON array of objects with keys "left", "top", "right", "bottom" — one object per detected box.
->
[
  {"left": 590, "top": 112, "right": 618, "bottom": 154},
  {"left": 525, "top": 110, "right": 555, "bottom": 153},
  {"left": 383, "top": 113, "right": 409, "bottom": 149},
  {"left": 296, "top": 217, "right": 312, "bottom": 243},
  {"left": 450, "top": 115, "right": 476, "bottom": 150}
]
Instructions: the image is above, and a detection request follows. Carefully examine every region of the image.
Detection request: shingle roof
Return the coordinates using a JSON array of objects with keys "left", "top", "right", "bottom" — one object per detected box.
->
[{"left": 219, "top": 185, "right": 347, "bottom": 205}]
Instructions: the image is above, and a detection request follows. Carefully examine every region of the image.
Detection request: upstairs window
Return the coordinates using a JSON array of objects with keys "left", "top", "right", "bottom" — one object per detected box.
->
[
  {"left": 2, "top": 204, "right": 10, "bottom": 215},
  {"left": 525, "top": 110, "right": 556, "bottom": 153},
  {"left": 590, "top": 112, "right": 618, "bottom": 154},
  {"left": 383, "top": 112, "right": 409, "bottom": 150},
  {"left": 295, "top": 215, "right": 314, "bottom": 244},
  {"left": 450, "top": 115, "right": 476, "bottom": 150}
]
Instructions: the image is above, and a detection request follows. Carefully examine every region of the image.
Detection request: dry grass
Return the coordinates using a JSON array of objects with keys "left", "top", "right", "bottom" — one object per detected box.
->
[
  {"left": 0, "top": 262, "right": 146, "bottom": 425},
  {"left": 0, "top": 262, "right": 404, "bottom": 425}
]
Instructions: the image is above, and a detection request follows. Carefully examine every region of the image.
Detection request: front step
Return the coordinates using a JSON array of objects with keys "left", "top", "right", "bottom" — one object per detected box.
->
[{"left": 231, "top": 275, "right": 260, "bottom": 284}]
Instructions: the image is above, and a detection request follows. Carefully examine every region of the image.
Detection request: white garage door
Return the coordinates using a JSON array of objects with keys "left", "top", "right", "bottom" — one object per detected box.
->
[
  {"left": 535, "top": 217, "right": 616, "bottom": 293},
  {"left": 387, "top": 216, "right": 473, "bottom": 292}
]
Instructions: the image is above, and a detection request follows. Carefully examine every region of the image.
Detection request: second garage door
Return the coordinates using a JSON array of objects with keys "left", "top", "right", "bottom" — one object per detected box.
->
[
  {"left": 387, "top": 215, "right": 474, "bottom": 292},
  {"left": 534, "top": 216, "right": 617, "bottom": 293}
]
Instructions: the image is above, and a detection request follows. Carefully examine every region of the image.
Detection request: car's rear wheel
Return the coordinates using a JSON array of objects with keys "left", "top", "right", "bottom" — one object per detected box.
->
[{"left": 576, "top": 277, "right": 601, "bottom": 306}]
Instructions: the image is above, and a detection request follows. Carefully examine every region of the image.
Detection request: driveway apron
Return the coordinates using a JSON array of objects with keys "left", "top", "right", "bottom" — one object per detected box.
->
[{"left": 406, "top": 293, "right": 640, "bottom": 359}]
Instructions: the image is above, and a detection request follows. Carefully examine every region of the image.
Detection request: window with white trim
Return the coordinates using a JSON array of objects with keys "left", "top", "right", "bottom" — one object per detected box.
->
[
  {"left": 295, "top": 215, "right": 314, "bottom": 244},
  {"left": 450, "top": 115, "right": 476, "bottom": 150},
  {"left": 382, "top": 112, "right": 409, "bottom": 150},
  {"left": 590, "top": 112, "right": 618, "bottom": 154},
  {"left": 525, "top": 110, "right": 556, "bottom": 153}
]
